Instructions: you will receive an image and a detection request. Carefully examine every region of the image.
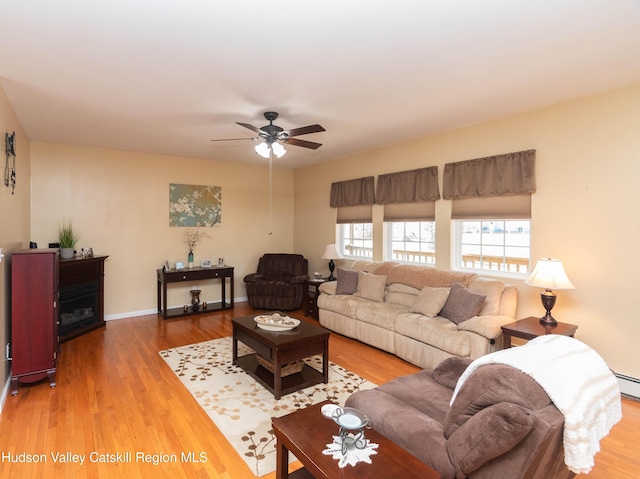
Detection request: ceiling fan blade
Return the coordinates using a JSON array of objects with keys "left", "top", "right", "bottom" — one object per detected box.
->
[
  {"left": 210, "top": 137, "right": 256, "bottom": 142},
  {"left": 284, "top": 137, "right": 323, "bottom": 150},
  {"left": 236, "top": 122, "right": 262, "bottom": 134},
  {"left": 283, "top": 124, "right": 325, "bottom": 137}
]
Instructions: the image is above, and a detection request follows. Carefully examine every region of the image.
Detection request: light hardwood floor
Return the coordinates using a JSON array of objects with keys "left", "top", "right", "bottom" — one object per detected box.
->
[{"left": 0, "top": 304, "right": 638, "bottom": 479}]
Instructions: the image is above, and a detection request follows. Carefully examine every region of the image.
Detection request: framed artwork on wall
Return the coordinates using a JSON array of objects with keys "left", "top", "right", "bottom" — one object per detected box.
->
[{"left": 169, "top": 183, "right": 222, "bottom": 227}]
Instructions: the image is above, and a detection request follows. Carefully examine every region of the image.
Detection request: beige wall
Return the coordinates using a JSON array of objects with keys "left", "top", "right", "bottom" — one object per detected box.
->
[
  {"left": 295, "top": 83, "right": 640, "bottom": 380},
  {"left": 30, "top": 143, "right": 295, "bottom": 317},
  {"left": 0, "top": 84, "right": 31, "bottom": 404},
  {"left": 4, "top": 80, "right": 640, "bottom": 396}
]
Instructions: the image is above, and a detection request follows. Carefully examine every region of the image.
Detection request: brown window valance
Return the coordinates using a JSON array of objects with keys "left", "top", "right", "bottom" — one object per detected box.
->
[
  {"left": 376, "top": 166, "right": 440, "bottom": 204},
  {"left": 443, "top": 149, "right": 536, "bottom": 200},
  {"left": 330, "top": 176, "right": 375, "bottom": 208}
]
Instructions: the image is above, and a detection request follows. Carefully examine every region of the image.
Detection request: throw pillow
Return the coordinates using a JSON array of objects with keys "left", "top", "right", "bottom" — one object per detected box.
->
[
  {"left": 410, "top": 286, "right": 450, "bottom": 318},
  {"left": 446, "top": 402, "right": 534, "bottom": 476},
  {"left": 335, "top": 268, "right": 358, "bottom": 295},
  {"left": 354, "top": 271, "right": 387, "bottom": 302},
  {"left": 467, "top": 277, "right": 506, "bottom": 316},
  {"left": 439, "top": 282, "right": 486, "bottom": 325}
]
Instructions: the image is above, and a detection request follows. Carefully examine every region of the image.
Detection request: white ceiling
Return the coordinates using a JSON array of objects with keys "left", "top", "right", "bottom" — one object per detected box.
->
[{"left": 2, "top": 1, "right": 640, "bottom": 169}]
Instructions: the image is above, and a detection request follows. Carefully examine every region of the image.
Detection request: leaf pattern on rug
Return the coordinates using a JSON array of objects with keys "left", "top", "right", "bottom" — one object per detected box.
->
[{"left": 159, "top": 336, "right": 377, "bottom": 477}]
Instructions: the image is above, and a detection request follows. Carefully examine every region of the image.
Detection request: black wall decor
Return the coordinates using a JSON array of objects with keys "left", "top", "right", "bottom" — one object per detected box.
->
[{"left": 5, "top": 131, "right": 16, "bottom": 194}]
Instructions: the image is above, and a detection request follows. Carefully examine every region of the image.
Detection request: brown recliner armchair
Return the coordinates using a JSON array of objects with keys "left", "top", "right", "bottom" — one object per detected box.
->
[
  {"left": 243, "top": 254, "right": 309, "bottom": 310},
  {"left": 346, "top": 357, "right": 575, "bottom": 479}
]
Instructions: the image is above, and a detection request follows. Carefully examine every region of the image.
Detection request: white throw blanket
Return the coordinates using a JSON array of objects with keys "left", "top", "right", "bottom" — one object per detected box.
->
[{"left": 450, "top": 335, "right": 622, "bottom": 474}]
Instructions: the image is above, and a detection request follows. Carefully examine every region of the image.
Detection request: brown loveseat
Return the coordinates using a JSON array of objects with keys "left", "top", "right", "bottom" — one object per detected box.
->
[
  {"left": 243, "top": 253, "right": 308, "bottom": 310},
  {"left": 346, "top": 357, "right": 575, "bottom": 479}
]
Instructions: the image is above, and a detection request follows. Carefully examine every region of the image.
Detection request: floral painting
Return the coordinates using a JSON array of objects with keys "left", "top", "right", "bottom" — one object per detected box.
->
[{"left": 169, "top": 183, "right": 222, "bottom": 227}]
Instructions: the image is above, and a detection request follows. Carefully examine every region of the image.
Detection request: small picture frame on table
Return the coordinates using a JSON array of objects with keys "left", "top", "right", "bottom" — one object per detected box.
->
[
  {"left": 163, "top": 260, "right": 171, "bottom": 271},
  {"left": 175, "top": 261, "right": 184, "bottom": 270},
  {"left": 201, "top": 259, "right": 212, "bottom": 268},
  {"left": 217, "top": 258, "right": 225, "bottom": 267}
]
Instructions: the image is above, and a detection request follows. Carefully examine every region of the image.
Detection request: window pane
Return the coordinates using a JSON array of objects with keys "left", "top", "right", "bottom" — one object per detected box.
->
[
  {"left": 339, "top": 223, "right": 373, "bottom": 258},
  {"left": 457, "top": 219, "right": 530, "bottom": 274},
  {"left": 385, "top": 221, "right": 435, "bottom": 265}
]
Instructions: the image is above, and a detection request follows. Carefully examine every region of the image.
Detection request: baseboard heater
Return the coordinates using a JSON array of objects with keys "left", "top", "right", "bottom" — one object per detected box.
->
[{"left": 616, "top": 373, "right": 640, "bottom": 400}]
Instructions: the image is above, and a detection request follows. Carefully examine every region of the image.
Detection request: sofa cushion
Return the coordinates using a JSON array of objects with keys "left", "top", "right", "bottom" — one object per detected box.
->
[
  {"left": 410, "top": 286, "right": 450, "bottom": 318},
  {"left": 446, "top": 402, "right": 534, "bottom": 476},
  {"left": 468, "top": 277, "right": 507, "bottom": 316},
  {"left": 335, "top": 268, "right": 358, "bottom": 295},
  {"left": 444, "top": 364, "right": 552, "bottom": 437},
  {"left": 354, "top": 271, "right": 387, "bottom": 302},
  {"left": 432, "top": 357, "right": 473, "bottom": 390},
  {"left": 395, "top": 313, "right": 471, "bottom": 357},
  {"left": 317, "top": 292, "right": 366, "bottom": 319},
  {"left": 439, "top": 282, "right": 486, "bottom": 325},
  {"left": 378, "top": 263, "right": 477, "bottom": 290},
  {"left": 345, "top": 389, "right": 456, "bottom": 478},
  {"left": 355, "top": 301, "right": 407, "bottom": 330}
]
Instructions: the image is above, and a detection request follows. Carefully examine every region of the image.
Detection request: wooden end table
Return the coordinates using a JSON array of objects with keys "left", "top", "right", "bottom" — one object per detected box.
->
[
  {"left": 305, "top": 278, "right": 328, "bottom": 319},
  {"left": 232, "top": 314, "right": 330, "bottom": 400},
  {"left": 501, "top": 316, "right": 578, "bottom": 349},
  {"left": 272, "top": 401, "right": 441, "bottom": 479}
]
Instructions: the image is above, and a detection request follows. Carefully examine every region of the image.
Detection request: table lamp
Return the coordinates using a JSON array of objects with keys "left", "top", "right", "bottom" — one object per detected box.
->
[
  {"left": 321, "top": 244, "right": 343, "bottom": 281},
  {"left": 524, "top": 258, "right": 575, "bottom": 326}
]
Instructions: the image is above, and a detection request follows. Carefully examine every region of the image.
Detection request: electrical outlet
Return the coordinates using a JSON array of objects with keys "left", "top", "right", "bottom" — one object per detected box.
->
[{"left": 0, "top": 248, "right": 4, "bottom": 264}]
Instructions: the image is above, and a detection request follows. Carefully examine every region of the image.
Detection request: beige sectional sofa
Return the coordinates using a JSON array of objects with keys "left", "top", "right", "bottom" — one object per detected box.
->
[{"left": 317, "top": 260, "right": 518, "bottom": 369}]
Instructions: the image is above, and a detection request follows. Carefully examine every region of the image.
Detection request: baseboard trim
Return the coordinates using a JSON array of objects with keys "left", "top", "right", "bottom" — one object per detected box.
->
[
  {"left": 105, "top": 309, "right": 157, "bottom": 321},
  {"left": 104, "top": 297, "right": 247, "bottom": 322},
  {"left": 616, "top": 373, "right": 640, "bottom": 399}
]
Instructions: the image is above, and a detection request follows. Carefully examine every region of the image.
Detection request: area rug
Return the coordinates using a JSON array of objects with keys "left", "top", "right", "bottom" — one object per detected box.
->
[{"left": 159, "top": 337, "right": 377, "bottom": 477}]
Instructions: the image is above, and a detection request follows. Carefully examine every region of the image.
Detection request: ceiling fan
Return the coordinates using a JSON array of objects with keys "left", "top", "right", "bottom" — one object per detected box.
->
[{"left": 212, "top": 111, "right": 325, "bottom": 158}]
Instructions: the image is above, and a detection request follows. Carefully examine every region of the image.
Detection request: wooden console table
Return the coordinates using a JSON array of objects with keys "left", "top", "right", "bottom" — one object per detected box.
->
[{"left": 157, "top": 266, "right": 234, "bottom": 319}]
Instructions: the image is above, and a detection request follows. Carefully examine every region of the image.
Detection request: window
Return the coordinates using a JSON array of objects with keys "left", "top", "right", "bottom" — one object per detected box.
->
[
  {"left": 338, "top": 223, "right": 373, "bottom": 258},
  {"left": 384, "top": 221, "right": 435, "bottom": 264},
  {"left": 453, "top": 219, "right": 530, "bottom": 275}
]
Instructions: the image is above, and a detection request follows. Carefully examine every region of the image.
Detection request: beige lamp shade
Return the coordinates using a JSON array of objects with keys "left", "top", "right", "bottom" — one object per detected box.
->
[
  {"left": 525, "top": 258, "right": 574, "bottom": 326},
  {"left": 321, "top": 244, "right": 343, "bottom": 281},
  {"left": 525, "top": 258, "right": 575, "bottom": 290},
  {"left": 321, "top": 244, "right": 343, "bottom": 260}
]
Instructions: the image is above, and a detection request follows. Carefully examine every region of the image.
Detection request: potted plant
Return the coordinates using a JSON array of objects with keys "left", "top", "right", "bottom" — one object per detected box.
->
[{"left": 57, "top": 220, "right": 80, "bottom": 259}]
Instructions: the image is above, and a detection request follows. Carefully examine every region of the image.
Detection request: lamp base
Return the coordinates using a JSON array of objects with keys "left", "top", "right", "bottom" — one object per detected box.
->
[
  {"left": 539, "top": 313, "right": 557, "bottom": 327},
  {"left": 328, "top": 259, "right": 336, "bottom": 281},
  {"left": 539, "top": 290, "right": 558, "bottom": 327}
]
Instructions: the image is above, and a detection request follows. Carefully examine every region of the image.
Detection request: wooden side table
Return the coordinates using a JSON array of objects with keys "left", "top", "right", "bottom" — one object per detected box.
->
[
  {"left": 305, "top": 278, "right": 328, "bottom": 319},
  {"left": 501, "top": 316, "right": 578, "bottom": 349},
  {"left": 272, "top": 401, "right": 441, "bottom": 479}
]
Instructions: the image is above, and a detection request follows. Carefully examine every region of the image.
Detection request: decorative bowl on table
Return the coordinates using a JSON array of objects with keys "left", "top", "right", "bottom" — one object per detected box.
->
[
  {"left": 330, "top": 407, "right": 370, "bottom": 430},
  {"left": 254, "top": 313, "right": 300, "bottom": 331}
]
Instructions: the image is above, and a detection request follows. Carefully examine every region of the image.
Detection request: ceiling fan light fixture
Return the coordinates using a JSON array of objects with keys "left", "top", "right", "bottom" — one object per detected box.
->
[
  {"left": 255, "top": 142, "right": 270, "bottom": 158},
  {"left": 271, "top": 142, "right": 286, "bottom": 158}
]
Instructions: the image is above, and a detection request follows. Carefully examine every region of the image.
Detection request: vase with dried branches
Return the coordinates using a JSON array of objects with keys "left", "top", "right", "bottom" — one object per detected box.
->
[{"left": 184, "top": 229, "right": 210, "bottom": 268}]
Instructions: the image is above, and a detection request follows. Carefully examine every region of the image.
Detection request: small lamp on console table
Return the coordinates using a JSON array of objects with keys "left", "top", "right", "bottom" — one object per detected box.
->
[
  {"left": 321, "top": 244, "right": 343, "bottom": 281},
  {"left": 525, "top": 258, "right": 575, "bottom": 326}
]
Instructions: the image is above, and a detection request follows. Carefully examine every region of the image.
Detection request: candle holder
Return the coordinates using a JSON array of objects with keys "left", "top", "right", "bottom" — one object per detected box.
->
[
  {"left": 331, "top": 407, "right": 370, "bottom": 454},
  {"left": 190, "top": 289, "right": 201, "bottom": 312}
]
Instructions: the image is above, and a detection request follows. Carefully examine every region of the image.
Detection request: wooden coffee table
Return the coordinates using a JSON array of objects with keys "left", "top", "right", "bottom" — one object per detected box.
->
[
  {"left": 272, "top": 401, "right": 441, "bottom": 479},
  {"left": 232, "top": 314, "right": 330, "bottom": 400}
]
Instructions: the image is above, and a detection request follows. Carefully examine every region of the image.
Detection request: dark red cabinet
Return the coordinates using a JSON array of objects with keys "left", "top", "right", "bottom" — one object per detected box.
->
[{"left": 11, "top": 249, "right": 59, "bottom": 395}]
